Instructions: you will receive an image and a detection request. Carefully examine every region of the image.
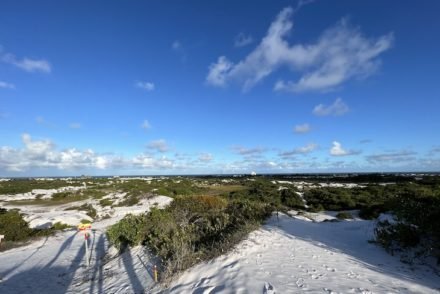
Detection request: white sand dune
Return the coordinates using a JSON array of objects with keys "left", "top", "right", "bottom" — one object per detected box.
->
[
  {"left": 1, "top": 210, "right": 439, "bottom": 293},
  {"left": 165, "top": 213, "right": 439, "bottom": 294}
]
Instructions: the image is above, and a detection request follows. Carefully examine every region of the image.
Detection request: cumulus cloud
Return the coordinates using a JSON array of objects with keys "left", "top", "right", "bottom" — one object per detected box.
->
[
  {"left": 132, "top": 154, "right": 175, "bottom": 169},
  {"left": 0, "top": 81, "right": 15, "bottom": 89},
  {"left": 234, "top": 33, "right": 253, "bottom": 47},
  {"left": 294, "top": 123, "right": 311, "bottom": 134},
  {"left": 147, "top": 139, "right": 169, "bottom": 153},
  {"left": 141, "top": 120, "right": 151, "bottom": 130},
  {"left": 330, "top": 141, "right": 359, "bottom": 156},
  {"left": 0, "top": 134, "right": 182, "bottom": 173},
  {"left": 1, "top": 48, "right": 51, "bottom": 73},
  {"left": 206, "top": 7, "right": 393, "bottom": 92},
  {"left": 0, "top": 134, "right": 115, "bottom": 172},
  {"left": 136, "top": 81, "right": 155, "bottom": 91},
  {"left": 313, "top": 98, "right": 349, "bottom": 116}
]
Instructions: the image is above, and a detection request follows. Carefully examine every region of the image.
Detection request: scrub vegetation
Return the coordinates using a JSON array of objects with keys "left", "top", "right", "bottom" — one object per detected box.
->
[{"left": 2, "top": 174, "right": 440, "bottom": 278}]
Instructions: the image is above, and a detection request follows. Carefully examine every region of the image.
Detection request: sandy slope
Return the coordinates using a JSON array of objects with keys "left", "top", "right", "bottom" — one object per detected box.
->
[
  {"left": 165, "top": 214, "right": 440, "bottom": 294},
  {"left": 1, "top": 210, "right": 439, "bottom": 293},
  {"left": 0, "top": 195, "right": 172, "bottom": 294}
]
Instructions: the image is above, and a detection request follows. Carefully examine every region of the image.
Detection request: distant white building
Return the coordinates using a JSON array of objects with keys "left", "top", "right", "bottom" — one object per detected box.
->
[{"left": 250, "top": 171, "right": 257, "bottom": 176}]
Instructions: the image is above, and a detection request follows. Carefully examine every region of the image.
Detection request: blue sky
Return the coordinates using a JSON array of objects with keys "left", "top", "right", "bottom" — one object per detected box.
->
[{"left": 1, "top": 0, "right": 440, "bottom": 176}]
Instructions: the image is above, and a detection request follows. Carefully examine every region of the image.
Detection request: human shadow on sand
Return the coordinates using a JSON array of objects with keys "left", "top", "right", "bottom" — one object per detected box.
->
[{"left": 0, "top": 231, "right": 85, "bottom": 294}]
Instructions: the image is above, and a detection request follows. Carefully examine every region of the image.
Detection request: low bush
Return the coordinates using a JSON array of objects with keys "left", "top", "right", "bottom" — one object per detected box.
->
[
  {"left": 51, "top": 191, "right": 72, "bottom": 200},
  {"left": 374, "top": 189, "right": 440, "bottom": 263},
  {"left": 280, "top": 189, "right": 305, "bottom": 209},
  {"left": 0, "top": 209, "right": 32, "bottom": 241},
  {"left": 375, "top": 221, "right": 420, "bottom": 252},
  {"left": 0, "top": 209, "right": 72, "bottom": 251},
  {"left": 66, "top": 204, "right": 97, "bottom": 219},
  {"left": 107, "top": 195, "right": 272, "bottom": 280},
  {"left": 115, "top": 195, "right": 140, "bottom": 207},
  {"left": 336, "top": 211, "right": 353, "bottom": 220},
  {"left": 99, "top": 198, "right": 113, "bottom": 207},
  {"left": 359, "top": 204, "right": 387, "bottom": 220}
]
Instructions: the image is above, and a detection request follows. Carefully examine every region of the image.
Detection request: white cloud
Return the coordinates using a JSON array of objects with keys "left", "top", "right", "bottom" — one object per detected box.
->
[
  {"left": 232, "top": 146, "right": 267, "bottom": 156},
  {"left": 132, "top": 154, "right": 174, "bottom": 169},
  {"left": 147, "top": 139, "right": 169, "bottom": 153},
  {"left": 206, "top": 56, "right": 233, "bottom": 87},
  {"left": 0, "top": 133, "right": 184, "bottom": 173},
  {"left": 279, "top": 143, "right": 317, "bottom": 158},
  {"left": 330, "top": 141, "right": 359, "bottom": 156},
  {"left": 21, "top": 133, "right": 54, "bottom": 159},
  {"left": 234, "top": 33, "right": 253, "bottom": 47},
  {"left": 294, "top": 123, "right": 311, "bottom": 134},
  {"left": 366, "top": 150, "right": 417, "bottom": 164},
  {"left": 1, "top": 52, "right": 51, "bottom": 73},
  {"left": 198, "top": 153, "right": 213, "bottom": 162},
  {"left": 69, "top": 123, "right": 81, "bottom": 129},
  {"left": 313, "top": 98, "right": 349, "bottom": 116},
  {"left": 0, "top": 81, "right": 15, "bottom": 89},
  {"left": 0, "top": 134, "right": 112, "bottom": 172},
  {"left": 136, "top": 81, "right": 155, "bottom": 91},
  {"left": 207, "top": 7, "right": 393, "bottom": 92},
  {"left": 141, "top": 120, "right": 151, "bottom": 130}
]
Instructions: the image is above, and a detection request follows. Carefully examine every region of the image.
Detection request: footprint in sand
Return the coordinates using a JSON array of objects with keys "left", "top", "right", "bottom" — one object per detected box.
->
[
  {"left": 295, "top": 278, "right": 308, "bottom": 290},
  {"left": 323, "top": 287, "right": 337, "bottom": 294},
  {"left": 263, "top": 282, "right": 276, "bottom": 294},
  {"left": 346, "top": 271, "right": 360, "bottom": 279},
  {"left": 322, "top": 264, "right": 337, "bottom": 272},
  {"left": 311, "top": 273, "right": 326, "bottom": 280}
]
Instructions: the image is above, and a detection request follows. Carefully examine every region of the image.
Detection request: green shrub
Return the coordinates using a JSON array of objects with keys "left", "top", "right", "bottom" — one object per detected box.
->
[
  {"left": 116, "top": 195, "right": 140, "bottom": 207},
  {"left": 0, "top": 209, "right": 32, "bottom": 242},
  {"left": 66, "top": 203, "right": 97, "bottom": 219},
  {"left": 375, "top": 221, "right": 420, "bottom": 252},
  {"left": 107, "top": 195, "right": 272, "bottom": 280},
  {"left": 51, "top": 191, "right": 71, "bottom": 200},
  {"left": 359, "top": 204, "right": 387, "bottom": 220},
  {"left": 52, "top": 222, "right": 71, "bottom": 230},
  {"left": 99, "top": 198, "right": 113, "bottom": 207},
  {"left": 0, "top": 210, "right": 69, "bottom": 251},
  {"left": 374, "top": 189, "right": 440, "bottom": 263},
  {"left": 336, "top": 211, "right": 353, "bottom": 220},
  {"left": 280, "top": 189, "right": 305, "bottom": 209},
  {"left": 107, "top": 214, "right": 148, "bottom": 248}
]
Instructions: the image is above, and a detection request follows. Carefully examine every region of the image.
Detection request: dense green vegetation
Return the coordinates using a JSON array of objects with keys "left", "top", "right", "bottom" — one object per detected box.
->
[
  {"left": 228, "top": 179, "right": 304, "bottom": 210},
  {"left": 374, "top": 187, "right": 440, "bottom": 263},
  {"left": 0, "top": 208, "right": 71, "bottom": 251},
  {"left": 108, "top": 195, "right": 272, "bottom": 280},
  {"left": 2, "top": 174, "right": 440, "bottom": 273}
]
